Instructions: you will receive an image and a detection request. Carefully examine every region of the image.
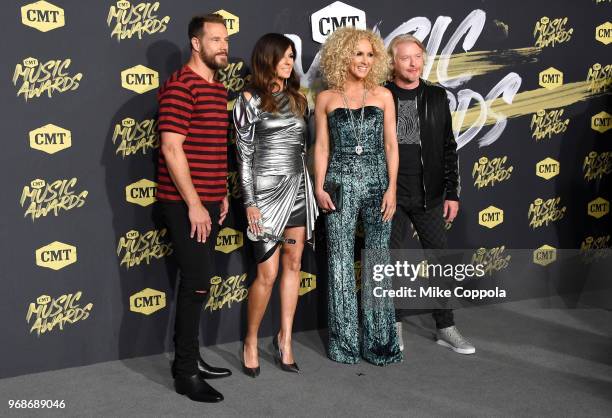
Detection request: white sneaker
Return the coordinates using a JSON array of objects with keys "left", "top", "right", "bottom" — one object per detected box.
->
[
  {"left": 436, "top": 326, "right": 475, "bottom": 355},
  {"left": 395, "top": 321, "right": 404, "bottom": 351}
]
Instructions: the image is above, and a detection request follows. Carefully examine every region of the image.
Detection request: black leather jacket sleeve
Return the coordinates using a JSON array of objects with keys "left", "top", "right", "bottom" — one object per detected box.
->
[{"left": 441, "top": 90, "right": 460, "bottom": 201}]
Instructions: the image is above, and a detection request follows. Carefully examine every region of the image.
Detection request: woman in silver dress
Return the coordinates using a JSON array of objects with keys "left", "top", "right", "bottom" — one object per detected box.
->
[{"left": 233, "top": 33, "right": 318, "bottom": 376}]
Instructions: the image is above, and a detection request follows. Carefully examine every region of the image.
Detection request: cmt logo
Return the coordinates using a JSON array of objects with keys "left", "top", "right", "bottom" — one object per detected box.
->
[
  {"left": 36, "top": 241, "right": 77, "bottom": 270},
  {"left": 121, "top": 65, "right": 159, "bottom": 94},
  {"left": 539, "top": 67, "right": 563, "bottom": 90},
  {"left": 129, "top": 288, "right": 166, "bottom": 315},
  {"left": 536, "top": 157, "right": 560, "bottom": 180},
  {"left": 29, "top": 124, "right": 71, "bottom": 154},
  {"left": 533, "top": 245, "right": 557, "bottom": 266},
  {"left": 596, "top": 22, "right": 612, "bottom": 45},
  {"left": 479, "top": 206, "right": 504, "bottom": 229},
  {"left": 299, "top": 271, "right": 317, "bottom": 296},
  {"left": 30, "top": 178, "right": 45, "bottom": 189},
  {"left": 125, "top": 179, "right": 157, "bottom": 207},
  {"left": 215, "top": 227, "right": 243, "bottom": 254},
  {"left": 310, "top": 1, "right": 366, "bottom": 44},
  {"left": 21, "top": 0, "right": 64, "bottom": 32},
  {"left": 23, "top": 57, "right": 38, "bottom": 68},
  {"left": 591, "top": 111, "right": 611, "bottom": 133},
  {"left": 215, "top": 9, "right": 239, "bottom": 35},
  {"left": 588, "top": 197, "right": 609, "bottom": 219}
]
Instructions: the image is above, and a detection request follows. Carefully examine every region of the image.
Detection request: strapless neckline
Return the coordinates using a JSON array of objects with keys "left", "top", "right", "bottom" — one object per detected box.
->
[{"left": 327, "top": 105, "right": 384, "bottom": 117}]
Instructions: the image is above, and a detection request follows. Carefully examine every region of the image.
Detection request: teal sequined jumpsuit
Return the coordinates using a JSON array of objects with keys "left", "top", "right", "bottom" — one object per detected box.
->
[{"left": 325, "top": 106, "right": 402, "bottom": 365}]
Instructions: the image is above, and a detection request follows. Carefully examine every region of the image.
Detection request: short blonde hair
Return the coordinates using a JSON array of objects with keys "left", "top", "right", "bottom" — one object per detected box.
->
[
  {"left": 320, "top": 27, "right": 389, "bottom": 91},
  {"left": 387, "top": 34, "right": 426, "bottom": 80}
]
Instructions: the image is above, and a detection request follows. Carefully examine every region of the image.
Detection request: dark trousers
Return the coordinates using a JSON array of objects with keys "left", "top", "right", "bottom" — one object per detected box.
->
[
  {"left": 390, "top": 177, "right": 455, "bottom": 329},
  {"left": 160, "top": 201, "right": 220, "bottom": 376}
]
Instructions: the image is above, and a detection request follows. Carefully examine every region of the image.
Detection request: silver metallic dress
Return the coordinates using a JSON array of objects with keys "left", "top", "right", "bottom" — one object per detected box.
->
[{"left": 233, "top": 90, "right": 318, "bottom": 263}]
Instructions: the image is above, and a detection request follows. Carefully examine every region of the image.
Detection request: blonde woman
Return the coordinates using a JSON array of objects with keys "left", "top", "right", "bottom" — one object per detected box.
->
[{"left": 313, "top": 27, "right": 402, "bottom": 365}]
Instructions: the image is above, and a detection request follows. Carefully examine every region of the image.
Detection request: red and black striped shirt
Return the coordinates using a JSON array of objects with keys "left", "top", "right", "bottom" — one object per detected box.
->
[{"left": 156, "top": 65, "right": 228, "bottom": 202}]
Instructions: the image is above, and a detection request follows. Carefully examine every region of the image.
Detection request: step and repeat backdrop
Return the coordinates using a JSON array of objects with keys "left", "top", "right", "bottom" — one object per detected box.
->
[{"left": 0, "top": 0, "right": 609, "bottom": 378}]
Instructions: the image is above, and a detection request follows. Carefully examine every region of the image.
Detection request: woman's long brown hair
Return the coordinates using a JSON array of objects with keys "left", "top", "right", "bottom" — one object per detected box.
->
[{"left": 249, "top": 33, "right": 307, "bottom": 116}]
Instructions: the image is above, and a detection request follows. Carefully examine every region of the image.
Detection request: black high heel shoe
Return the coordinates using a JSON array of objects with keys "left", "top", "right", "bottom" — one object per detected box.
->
[
  {"left": 273, "top": 335, "right": 300, "bottom": 373},
  {"left": 241, "top": 343, "right": 260, "bottom": 378}
]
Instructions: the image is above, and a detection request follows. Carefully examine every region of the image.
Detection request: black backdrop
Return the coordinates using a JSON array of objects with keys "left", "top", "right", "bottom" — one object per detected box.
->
[{"left": 1, "top": 0, "right": 609, "bottom": 378}]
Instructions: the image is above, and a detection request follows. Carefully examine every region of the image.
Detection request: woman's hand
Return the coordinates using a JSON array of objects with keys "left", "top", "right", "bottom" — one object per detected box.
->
[
  {"left": 381, "top": 188, "right": 396, "bottom": 222},
  {"left": 246, "top": 206, "right": 263, "bottom": 236},
  {"left": 315, "top": 189, "right": 336, "bottom": 213}
]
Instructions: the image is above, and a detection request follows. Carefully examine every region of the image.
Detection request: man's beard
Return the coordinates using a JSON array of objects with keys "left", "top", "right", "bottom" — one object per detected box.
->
[
  {"left": 398, "top": 69, "right": 421, "bottom": 83},
  {"left": 200, "top": 49, "right": 227, "bottom": 70}
]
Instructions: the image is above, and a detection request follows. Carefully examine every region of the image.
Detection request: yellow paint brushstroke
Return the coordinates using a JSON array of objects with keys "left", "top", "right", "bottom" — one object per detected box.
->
[
  {"left": 429, "top": 47, "right": 542, "bottom": 83},
  {"left": 454, "top": 80, "right": 607, "bottom": 132}
]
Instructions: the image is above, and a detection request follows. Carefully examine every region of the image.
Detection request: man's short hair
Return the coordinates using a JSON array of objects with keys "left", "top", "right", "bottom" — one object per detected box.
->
[{"left": 188, "top": 13, "right": 225, "bottom": 40}]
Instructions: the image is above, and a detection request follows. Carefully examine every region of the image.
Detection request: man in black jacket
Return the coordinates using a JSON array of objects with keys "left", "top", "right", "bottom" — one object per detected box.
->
[{"left": 386, "top": 34, "right": 475, "bottom": 355}]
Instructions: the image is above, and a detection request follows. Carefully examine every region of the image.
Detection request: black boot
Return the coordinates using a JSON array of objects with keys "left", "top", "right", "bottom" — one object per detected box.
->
[
  {"left": 172, "top": 356, "right": 232, "bottom": 379},
  {"left": 174, "top": 374, "right": 223, "bottom": 403},
  {"left": 197, "top": 356, "right": 232, "bottom": 379}
]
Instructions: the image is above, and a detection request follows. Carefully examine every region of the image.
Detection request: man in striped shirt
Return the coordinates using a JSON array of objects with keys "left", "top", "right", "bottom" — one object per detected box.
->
[{"left": 157, "top": 13, "right": 230, "bottom": 403}]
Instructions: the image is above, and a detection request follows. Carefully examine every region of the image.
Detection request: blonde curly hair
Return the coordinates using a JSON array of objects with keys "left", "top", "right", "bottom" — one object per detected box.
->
[{"left": 320, "top": 27, "right": 389, "bottom": 91}]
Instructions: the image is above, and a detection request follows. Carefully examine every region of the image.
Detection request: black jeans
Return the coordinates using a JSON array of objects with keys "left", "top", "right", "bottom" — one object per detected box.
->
[
  {"left": 161, "top": 201, "right": 220, "bottom": 376},
  {"left": 390, "top": 176, "right": 455, "bottom": 329}
]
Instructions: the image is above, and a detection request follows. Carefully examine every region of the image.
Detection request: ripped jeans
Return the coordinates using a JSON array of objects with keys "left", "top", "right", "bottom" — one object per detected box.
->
[{"left": 161, "top": 201, "right": 220, "bottom": 377}]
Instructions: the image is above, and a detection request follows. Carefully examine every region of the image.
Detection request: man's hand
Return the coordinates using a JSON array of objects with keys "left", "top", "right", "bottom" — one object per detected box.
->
[
  {"left": 219, "top": 195, "right": 229, "bottom": 225},
  {"left": 188, "top": 203, "right": 212, "bottom": 243},
  {"left": 443, "top": 200, "right": 459, "bottom": 223}
]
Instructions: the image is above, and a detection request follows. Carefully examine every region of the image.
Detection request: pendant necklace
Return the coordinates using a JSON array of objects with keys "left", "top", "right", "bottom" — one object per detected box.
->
[{"left": 342, "top": 88, "right": 367, "bottom": 155}]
